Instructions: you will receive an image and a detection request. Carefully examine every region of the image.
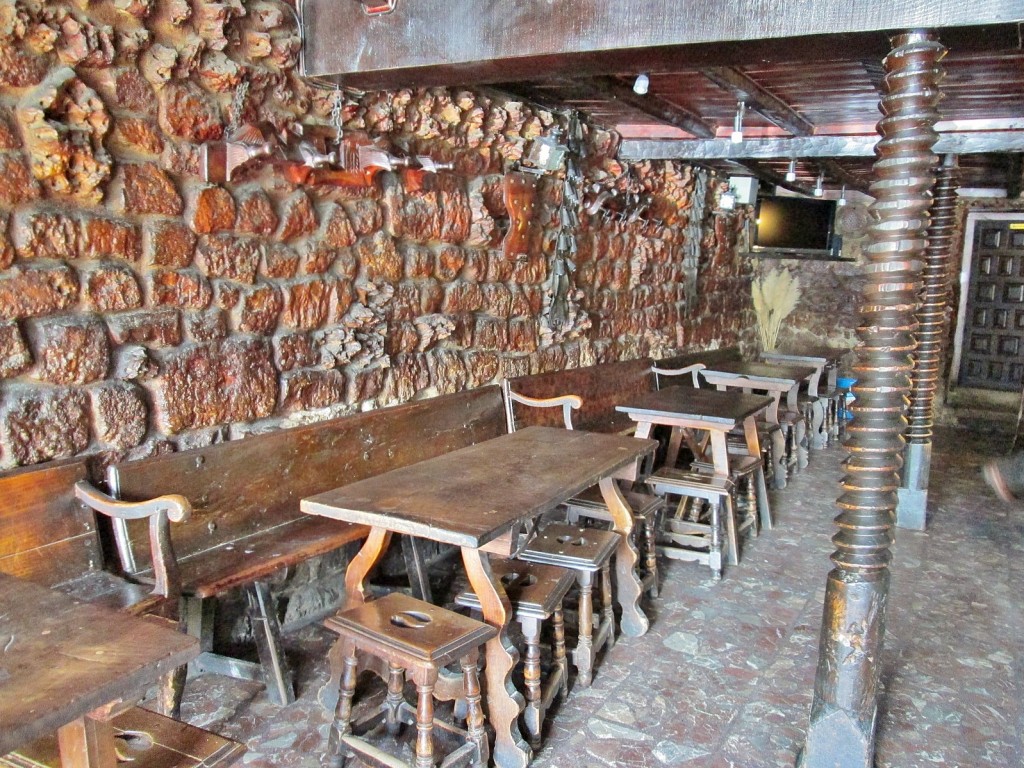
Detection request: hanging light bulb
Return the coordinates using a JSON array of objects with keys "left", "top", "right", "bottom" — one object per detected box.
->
[
  {"left": 785, "top": 158, "right": 797, "bottom": 182},
  {"left": 731, "top": 101, "right": 745, "bottom": 143},
  {"left": 813, "top": 170, "right": 825, "bottom": 197},
  {"left": 633, "top": 73, "right": 649, "bottom": 95},
  {"left": 837, "top": 184, "right": 848, "bottom": 206}
]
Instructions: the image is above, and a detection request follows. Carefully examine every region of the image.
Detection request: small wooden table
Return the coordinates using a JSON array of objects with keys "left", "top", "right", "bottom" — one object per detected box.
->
[
  {"left": 761, "top": 347, "right": 849, "bottom": 446},
  {"left": 302, "top": 426, "right": 656, "bottom": 768},
  {"left": 0, "top": 574, "right": 199, "bottom": 765},
  {"left": 701, "top": 361, "right": 818, "bottom": 488}
]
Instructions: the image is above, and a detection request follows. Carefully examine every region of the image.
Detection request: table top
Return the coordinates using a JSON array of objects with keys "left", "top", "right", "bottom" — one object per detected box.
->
[
  {"left": 0, "top": 573, "right": 199, "bottom": 754},
  {"left": 702, "top": 360, "right": 819, "bottom": 384},
  {"left": 615, "top": 387, "right": 773, "bottom": 426},
  {"left": 763, "top": 346, "right": 848, "bottom": 365},
  {"left": 301, "top": 426, "right": 657, "bottom": 549}
]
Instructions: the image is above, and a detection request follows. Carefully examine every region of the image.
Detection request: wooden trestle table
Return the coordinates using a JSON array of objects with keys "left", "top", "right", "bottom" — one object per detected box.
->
[
  {"left": 700, "top": 361, "right": 819, "bottom": 488},
  {"left": 760, "top": 347, "right": 848, "bottom": 447},
  {"left": 301, "top": 426, "right": 656, "bottom": 768},
  {"left": 0, "top": 573, "right": 199, "bottom": 766}
]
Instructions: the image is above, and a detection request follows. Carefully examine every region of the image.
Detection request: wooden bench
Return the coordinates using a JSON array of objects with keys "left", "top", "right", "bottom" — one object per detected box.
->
[
  {"left": 0, "top": 458, "right": 245, "bottom": 768},
  {"left": 106, "top": 386, "right": 508, "bottom": 705}
]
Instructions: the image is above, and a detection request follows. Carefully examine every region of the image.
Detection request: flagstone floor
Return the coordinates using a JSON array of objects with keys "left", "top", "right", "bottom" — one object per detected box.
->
[{"left": 180, "top": 423, "right": 1024, "bottom": 768}]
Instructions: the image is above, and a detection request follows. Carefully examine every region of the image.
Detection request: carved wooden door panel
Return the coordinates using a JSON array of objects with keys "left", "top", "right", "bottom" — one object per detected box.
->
[{"left": 959, "top": 220, "right": 1024, "bottom": 390}]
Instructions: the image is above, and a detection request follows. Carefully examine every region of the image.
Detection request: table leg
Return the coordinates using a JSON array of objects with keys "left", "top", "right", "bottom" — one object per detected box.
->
[
  {"left": 320, "top": 527, "right": 393, "bottom": 711},
  {"left": 808, "top": 399, "right": 827, "bottom": 450},
  {"left": 461, "top": 547, "right": 531, "bottom": 768},
  {"left": 598, "top": 477, "right": 649, "bottom": 638},
  {"left": 57, "top": 716, "right": 117, "bottom": 768}
]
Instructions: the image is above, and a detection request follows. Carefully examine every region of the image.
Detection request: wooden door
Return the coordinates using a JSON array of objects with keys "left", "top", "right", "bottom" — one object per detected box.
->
[{"left": 958, "top": 220, "right": 1024, "bottom": 390}]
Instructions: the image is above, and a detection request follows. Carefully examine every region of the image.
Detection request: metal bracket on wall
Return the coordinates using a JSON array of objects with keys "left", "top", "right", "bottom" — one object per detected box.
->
[{"left": 358, "top": 0, "right": 398, "bottom": 15}]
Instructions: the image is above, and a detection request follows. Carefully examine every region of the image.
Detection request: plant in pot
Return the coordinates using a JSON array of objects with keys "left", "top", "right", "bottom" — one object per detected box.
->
[{"left": 751, "top": 267, "right": 801, "bottom": 352}]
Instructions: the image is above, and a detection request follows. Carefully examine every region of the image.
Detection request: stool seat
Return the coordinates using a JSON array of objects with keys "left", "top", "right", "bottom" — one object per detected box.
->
[
  {"left": 325, "top": 592, "right": 495, "bottom": 666},
  {"left": 519, "top": 524, "right": 620, "bottom": 571},
  {"left": 455, "top": 560, "right": 575, "bottom": 620}
]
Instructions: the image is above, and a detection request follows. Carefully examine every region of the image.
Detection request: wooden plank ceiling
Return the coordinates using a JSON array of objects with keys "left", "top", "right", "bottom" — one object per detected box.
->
[{"left": 303, "top": 1, "right": 1024, "bottom": 196}]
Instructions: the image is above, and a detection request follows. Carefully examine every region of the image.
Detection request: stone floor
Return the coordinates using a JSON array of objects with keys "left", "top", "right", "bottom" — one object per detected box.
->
[{"left": 180, "top": 423, "right": 1024, "bottom": 768}]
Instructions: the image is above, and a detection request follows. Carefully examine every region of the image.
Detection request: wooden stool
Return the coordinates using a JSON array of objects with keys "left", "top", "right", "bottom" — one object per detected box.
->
[
  {"left": 646, "top": 468, "right": 737, "bottom": 580},
  {"left": 517, "top": 523, "right": 620, "bottom": 688},
  {"left": 324, "top": 593, "right": 495, "bottom": 768},
  {"left": 562, "top": 486, "right": 663, "bottom": 598},
  {"left": 455, "top": 560, "right": 574, "bottom": 750}
]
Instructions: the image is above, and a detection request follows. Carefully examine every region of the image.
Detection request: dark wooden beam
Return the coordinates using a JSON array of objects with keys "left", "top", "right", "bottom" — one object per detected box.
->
[
  {"left": 301, "top": 0, "right": 1022, "bottom": 87},
  {"left": 738, "top": 159, "right": 815, "bottom": 196},
  {"left": 619, "top": 131, "right": 1024, "bottom": 160},
  {"left": 818, "top": 158, "right": 871, "bottom": 194},
  {"left": 700, "top": 66, "right": 815, "bottom": 136},
  {"left": 587, "top": 76, "right": 716, "bottom": 138},
  {"left": 1007, "top": 153, "right": 1023, "bottom": 199}
]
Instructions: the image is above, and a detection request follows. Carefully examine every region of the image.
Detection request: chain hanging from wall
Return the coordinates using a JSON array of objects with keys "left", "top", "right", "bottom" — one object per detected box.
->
[
  {"left": 682, "top": 166, "right": 708, "bottom": 308},
  {"left": 544, "top": 111, "right": 585, "bottom": 331}
]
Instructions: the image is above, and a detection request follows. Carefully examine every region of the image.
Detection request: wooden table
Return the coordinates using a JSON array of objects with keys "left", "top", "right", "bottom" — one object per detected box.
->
[
  {"left": 302, "top": 426, "right": 656, "bottom": 768},
  {"left": 700, "top": 361, "right": 818, "bottom": 488},
  {"left": 761, "top": 347, "right": 849, "bottom": 447},
  {"left": 0, "top": 573, "right": 199, "bottom": 765}
]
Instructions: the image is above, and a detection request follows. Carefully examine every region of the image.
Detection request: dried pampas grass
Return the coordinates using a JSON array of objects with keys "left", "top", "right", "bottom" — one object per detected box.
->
[{"left": 752, "top": 268, "right": 801, "bottom": 351}]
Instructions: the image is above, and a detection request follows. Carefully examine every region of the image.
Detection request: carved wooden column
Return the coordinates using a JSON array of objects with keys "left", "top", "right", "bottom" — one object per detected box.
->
[
  {"left": 897, "top": 154, "right": 958, "bottom": 530},
  {"left": 799, "top": 30, "right": 945, "bottom": 768}
]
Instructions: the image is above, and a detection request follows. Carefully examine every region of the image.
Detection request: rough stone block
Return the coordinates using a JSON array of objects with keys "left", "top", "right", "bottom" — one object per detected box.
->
[
  {"left": 0, "top": 266, "right": 79, "bottom": 320},
  {"left": 382, "top": 353, "right": 430, "bottom": 403},
  {"left": 184, "top": 308, "right": 227, "bottom": 342},
  {"left": 403, "top": 243, "right": 433, "bottom": 279},
  {"left": 13, "top": 211, "right": 79, "bottom": 261},
  {"left": 145, "top": 220, "right": 195, "bottom": 268},
  {"left": 420, "top": 280, "right": 444, "bottom": 314},
  {"left": 0, "top": 109, "right": 20, "bottom": 150},
  {"left": 274, "top": 332, "right": 317, "bottom": 372},
  {"left": 107, "top": 308, "right": 181, "bottom": 347},
  {"left": 214, "top": 282, "right": 240, "bottom": 310},
  {"left": 238, "top": 283, "right": 283, "bottom": 334},
  {"left": 386, "top": 322, "right": 419, "bottom": 355},
  {"left": 2, "top": 387, "right": 90, "bottom": 466},
  {"left": 113, "top": 344, "right": 158, "bottom": 381},
  {"left": 197, "top": 234, "right": 262, "bottom": 284},
  {"left": 80, "top": 217, "right": 141, "bottom": 261},
  {"left": 474, "top": 316, "right": 508, "bottom": 350},
  {"left": 302, "top": 243, "right": 338, "bottom": 275},
  {"left": 435, "top": 244, "right": 466, "bottom": 281},
  {"left": 461, "top": 248, "right": 487, "bottom": 282},
  {"left": 322, "top": 204, "right": 356, "bottom": 248},
  {"left": 280, "top": 369, "right": 346, "bottom": 412},
  {"left": 236, "top": 189, "right": 278, "bottom": 236},
  {"left": 0, "top": 213, "right": 13, "bottom": 270},
  {"left": 122, "top": 163, "right": 182, "bottom": 215},
  {"left": 346, "top": 199, "right": 382, "bottom": 235},
  {"left": 30, "top": 316, "right": 110, "bottom": 385},
  {"left": 276, "top": 190, "right": 317, "bottom": 241},
  {"left": 500, "top": 354, "right": 532, "bottom": 380},
  {"left": 148, "top": 269, "right": 212, "bottom": 309},
  {"left": 388, "top": 284, "right": 419, "bottom": 323},
  {"left": 0, "top": 153, "right": 41, "bottom": 206},
  {"left": 486, "top": 251, "right": 515, "bottom": 283},
  {"left": 356, "top": 232, "right": 402, "bottom": 281},
  {"left": 348, "top": 365, "right": 385, "bottom": 404},
  {"left": 188, "top": 185, "right": 236, "bottom": 233},
  {"left": 90, "top": 382, "right": 147, "bottom": 450},
  {"left": 429, "top": 348, "right": 468, "bottom": 394},
  {"left": 262, "top": 242, "right": 299, "bottom": 279},
  {"left": 0, "top": 321, "right": 32, "bottom": 378},
  {"left": 483, "top": 284, "right": 513, "bottom": 317},
  {"left": 84, "top": 265, "right": 142, "bottom": 312},
  {"left": 111, "top": 117, "right": 163, "bottom": 155},
  {"left": 507, "top": 317, "right": 539, "bottom": 352},
  {"left": 157, "top": 81, "right": 223, "bottom": 142},
  {"left": 465, "top": 350, "right": 500, "bottom": 387},
  {"left": 282, "top": 278, "right": 337, "bottom": 331},
  {"left": 333, "top": 248, "right": 358, "bottom": 280},
  {"left": 442, "top": 282, "right": 484, "bottom": 314}
]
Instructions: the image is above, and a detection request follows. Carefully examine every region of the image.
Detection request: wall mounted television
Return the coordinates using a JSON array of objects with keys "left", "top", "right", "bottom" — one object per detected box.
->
[{"left": 751, "top": 194, "right": 840, "bottom": 258}]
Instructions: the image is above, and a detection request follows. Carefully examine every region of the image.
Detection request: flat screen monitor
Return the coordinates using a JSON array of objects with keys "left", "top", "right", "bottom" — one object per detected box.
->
[{"left": 752, "top": 195, "right": 838, "bottom": 256}]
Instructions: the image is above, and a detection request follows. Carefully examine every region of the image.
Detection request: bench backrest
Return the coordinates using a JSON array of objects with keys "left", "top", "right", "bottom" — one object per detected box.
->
[
  {"left": 654, "top": 347, "right": 743, "bottom": 373},
  {"left": 0, "top": 459, "right": 101, "bottom": 587},
  {"left": 506, "top": 358, "right": 656, "bottom": 434},
  {"left": 109, "top": 386, "right": 507, "bottom": 574}
]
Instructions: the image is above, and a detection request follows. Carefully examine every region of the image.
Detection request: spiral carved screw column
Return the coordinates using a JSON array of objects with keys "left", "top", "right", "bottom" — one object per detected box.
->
[
  {"left": 897, "top": 154, "right": 958, "bottom": 530},
  {"left": 799, "top": 31, "right": 945, "bottom": 768}
]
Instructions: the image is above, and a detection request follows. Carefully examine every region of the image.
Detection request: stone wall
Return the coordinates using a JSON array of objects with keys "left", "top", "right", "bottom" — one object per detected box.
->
[{"left": 0, "top": 0, "right": 754, "bottom": 472}]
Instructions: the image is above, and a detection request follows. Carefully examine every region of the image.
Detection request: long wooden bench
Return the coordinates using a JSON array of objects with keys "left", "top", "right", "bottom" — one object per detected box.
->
[
  {"left": 106, "top": 385, "right": 508, "bottom": 705},
  {"left": 0, "top": 459, "right": 245, "bottom": 768}
]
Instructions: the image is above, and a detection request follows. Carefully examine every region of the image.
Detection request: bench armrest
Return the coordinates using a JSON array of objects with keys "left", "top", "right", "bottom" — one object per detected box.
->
[
  {"left": 651, "top": 363, "right": 705, "bottom": 389},
  {"left": 501, "top": 381, "right": 582, "bottom": 432},
  {"left": 74, "top": 481, "right": 189, "bottom": 600}
]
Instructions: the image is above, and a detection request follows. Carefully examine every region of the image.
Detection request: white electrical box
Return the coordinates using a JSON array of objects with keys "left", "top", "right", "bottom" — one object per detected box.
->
[{"left": 729, "top": 176, "right": 759, "bottom": 205}]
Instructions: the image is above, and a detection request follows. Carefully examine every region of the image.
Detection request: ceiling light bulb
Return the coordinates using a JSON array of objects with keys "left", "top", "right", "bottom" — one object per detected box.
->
[
  {"left": 785, "top": 159, "right": 797, "bottom": 182},
  {"left": 731, "top": 101, "right": 745, "bottom": 143},
  {"left": 837, "top": 185, "right": 847, "bottom": 206},
  {"left": 813, "top": 171, "right": 825, "bottom": 197},
  {"left": 633, "top": 73, "right": 649, "bottom": 95}
]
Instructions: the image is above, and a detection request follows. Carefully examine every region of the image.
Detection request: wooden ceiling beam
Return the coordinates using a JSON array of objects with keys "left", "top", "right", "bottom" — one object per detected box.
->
[
  {"left": 817, "top": 158, "right": 871, "bottom": 194},
  {"left": 700, "top": 66, "right": 815, "bottom": 136},
  {"left": 619, "top": 131, "right": 1024, "bottom": 160},
  {"left": 737, "top": 159, "right": 815, "bottom": 196},
  {"left": 586, "top": 76, "right": 716, "bottom": 138}
]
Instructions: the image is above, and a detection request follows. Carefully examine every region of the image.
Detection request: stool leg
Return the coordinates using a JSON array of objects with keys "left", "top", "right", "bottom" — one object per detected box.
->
[
  {"left": 574, "top": 570, "right": 595, "bottom": 688},
  {"left": 326, "top": 641, "right": 358, "bottom": 768},
  {"left": 722, "top": 492, "right": 739, "bottom": 568},
  {"left": 552, "top": 606, "right": 569, "bottom": 699},
  {"left": 521, "top": 616, "right": 543, "bottom": 750},
  {"left": 755, "top": 465, "right": 773, "bottom": 531},
  {"left": 745, "top": 475, "right": 758, "bottom": 537},
  {"left": 709, "top": 499, "right": 723, "bottom": 581},
  {"left": 412, "top": 668, "right": 438, "bottom": 768},
  {"left": 644, "top": 514, "right": 660, "bottom": 598},
  {"left": 385, "top": 663, "right": 405, "bottom": 737},
  {"left": 600, "top": 562, "right": 615, "bottom": 650},
  {"left": 460, "top": 651, "right": 488, "bottom": 767}
]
